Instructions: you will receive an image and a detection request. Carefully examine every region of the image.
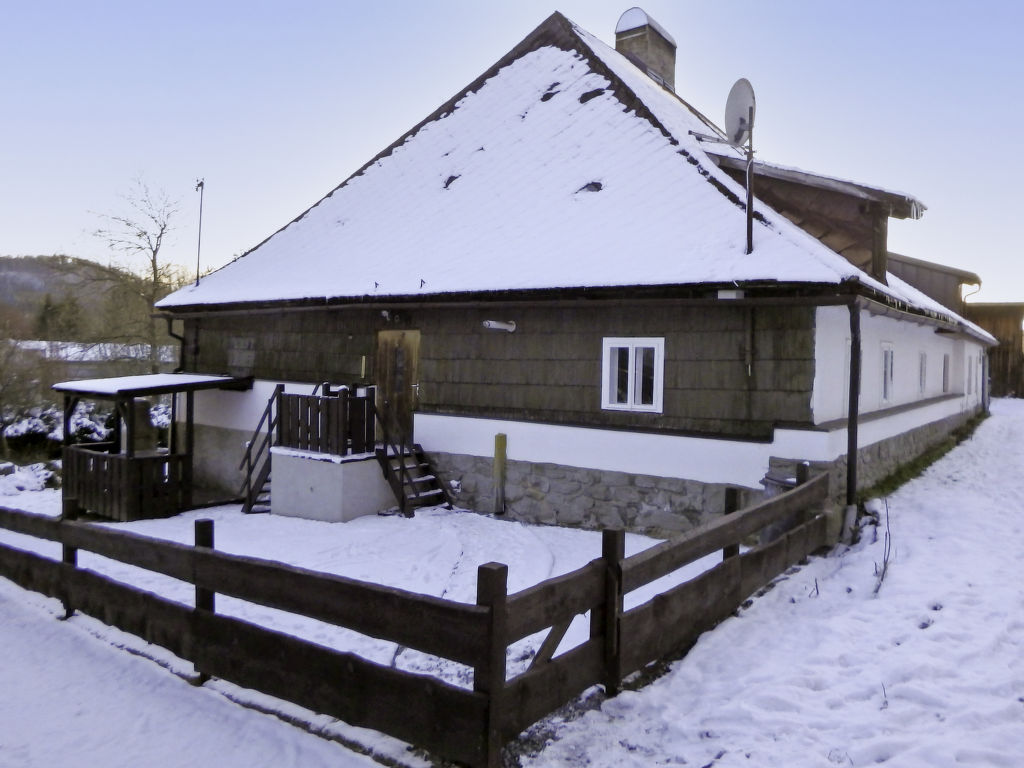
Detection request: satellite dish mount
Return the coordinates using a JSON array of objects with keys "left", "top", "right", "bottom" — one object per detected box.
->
[{"left": 725, "top": 78, "right": 756, "bottom": 254}]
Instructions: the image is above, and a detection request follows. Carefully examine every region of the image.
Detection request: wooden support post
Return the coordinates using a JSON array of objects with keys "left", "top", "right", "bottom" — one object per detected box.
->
[
  {"left": 722, "top": 487, "right": 740, "bottom": 560},
  {"left": 602, "top": 528, "right": 625, "bottom": 696},
  {"left": 59, "top": 506, "right": 78, "bottom": 619},
  {"left": 492, "top": 433, "right": 507, "bottom": 515},
  {"left": 475, "top": 562, "right": 508, "bottom": 768}
]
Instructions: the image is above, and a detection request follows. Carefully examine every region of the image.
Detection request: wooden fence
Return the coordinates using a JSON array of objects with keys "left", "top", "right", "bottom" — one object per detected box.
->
[
  {"left": 63, "top": 442, "right": 190, "bottom": 522},
  {"left": 276, "top": 388, "right": 374, "bottom": 456},
  {"left": 0, "top": 470, "right": 831, "bottom": 767}
]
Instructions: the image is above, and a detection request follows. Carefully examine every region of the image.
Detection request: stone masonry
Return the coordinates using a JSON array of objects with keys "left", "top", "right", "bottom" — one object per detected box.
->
[{"left": 427, "top": 451, "right": 757, "bottom": 537}]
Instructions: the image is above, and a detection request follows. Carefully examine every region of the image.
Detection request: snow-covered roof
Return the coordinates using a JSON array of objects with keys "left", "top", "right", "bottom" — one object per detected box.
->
[
  {"left": 157, "top": 12, "right": 974, "bottom": 339},
  {"left": 53, "top": 373, "right": 245, "bottom": 398}
]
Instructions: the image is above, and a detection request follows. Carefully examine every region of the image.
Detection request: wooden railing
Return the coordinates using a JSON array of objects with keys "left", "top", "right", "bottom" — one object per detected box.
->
[
  {"left": 276, "top": 387, "right": 374, "bottom": 456},
  {"left": 238, "top": 384, "right": 284, "bottom": 514},
  {"left": 0, "top": 470, "right": 832, "bottom": 767},
  {"left": 63, "top": 443, "right": 190, "bottom": 522}
]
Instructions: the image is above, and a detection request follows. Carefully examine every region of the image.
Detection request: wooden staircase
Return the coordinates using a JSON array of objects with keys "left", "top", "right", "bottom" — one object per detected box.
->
[
  {"left": 239, "top": 381, "right": 450, "bottom": 517},
  {"left": 239, "top": 384, "right": 283, "bottom": 514},
  {"left": 376, "top": 442, "right": 449, "bottom": 514}
]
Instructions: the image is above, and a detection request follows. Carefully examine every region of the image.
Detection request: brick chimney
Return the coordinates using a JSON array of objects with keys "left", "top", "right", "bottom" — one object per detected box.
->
[{"left": 615, "top": 7, "right": 676, "bottom": 91}]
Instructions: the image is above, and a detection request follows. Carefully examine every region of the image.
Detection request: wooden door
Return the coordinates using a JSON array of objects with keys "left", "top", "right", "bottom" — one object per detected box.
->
[{"left": 376, "top": 329, "right": 421, "bottom": 440}]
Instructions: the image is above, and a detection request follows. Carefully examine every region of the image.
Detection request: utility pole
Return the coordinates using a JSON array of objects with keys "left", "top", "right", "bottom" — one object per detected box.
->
[{"left": 195, "top": 179, "right": 205, "bottom": 286}]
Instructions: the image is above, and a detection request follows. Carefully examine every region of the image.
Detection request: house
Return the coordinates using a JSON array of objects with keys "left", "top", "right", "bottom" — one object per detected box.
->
[
  {"left": 963, "top": 303, "right": 1024, "bottom": 397},
  {"left": 145, "top": 9, "right": 994, "bottom": 533}
]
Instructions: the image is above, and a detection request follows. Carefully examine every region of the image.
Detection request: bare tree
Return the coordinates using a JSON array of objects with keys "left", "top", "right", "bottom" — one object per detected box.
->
[
  {"left": 93, "top": 178, "right": 186, "bottom": 373},
  {"left": 0, "top": 327, "right": 42, "bottom": 459}
]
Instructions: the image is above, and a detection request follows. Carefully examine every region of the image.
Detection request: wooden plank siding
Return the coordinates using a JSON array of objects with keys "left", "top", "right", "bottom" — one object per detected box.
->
[{"left": 186, "top": 301, "right": 816, "bottom": 439}]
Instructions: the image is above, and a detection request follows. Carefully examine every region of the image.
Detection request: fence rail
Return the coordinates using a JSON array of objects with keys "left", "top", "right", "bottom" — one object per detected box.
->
[{"left": 0, "top": 470, "right": 832, "bottom": 767}]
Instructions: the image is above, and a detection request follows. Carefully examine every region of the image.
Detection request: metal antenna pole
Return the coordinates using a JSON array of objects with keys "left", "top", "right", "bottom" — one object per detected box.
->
[
  {"left": 745, "top": 106, "right": 754, "bottom": 255},
  {"left": 195, "top": 179, "right": 205, "bottom": 286}
]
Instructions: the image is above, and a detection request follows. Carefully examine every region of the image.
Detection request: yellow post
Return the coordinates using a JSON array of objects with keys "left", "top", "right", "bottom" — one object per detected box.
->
[{"left": 493, "top": 433, "right": 507, "bottom": 515}]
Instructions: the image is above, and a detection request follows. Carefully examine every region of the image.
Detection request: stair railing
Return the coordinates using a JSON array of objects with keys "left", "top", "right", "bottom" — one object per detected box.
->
[
  {"left": 238, "top": 383, "right": 284, "bottom": 514},
  {"left": 369, "top": 393, "right": 419, "bottom": 515}
]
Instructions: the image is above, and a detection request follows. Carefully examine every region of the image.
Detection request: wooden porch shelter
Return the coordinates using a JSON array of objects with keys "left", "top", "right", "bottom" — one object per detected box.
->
[{"left": 53, "top": 374, "right": 252, "bottom": 522}]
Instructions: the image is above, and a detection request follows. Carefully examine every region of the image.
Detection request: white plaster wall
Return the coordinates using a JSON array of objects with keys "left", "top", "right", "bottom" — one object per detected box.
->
[
  {"left": 184, "top": 380, "right": 316, "bottom": 432},
  {"left": 812, "top": 306, "right": 986, "bottom": 423},
  {"left": 811, "top": 306, "right": 851, "bottom": 424},
  {"left": 416, "top": 389, "right": 980, "bottom": 492}
]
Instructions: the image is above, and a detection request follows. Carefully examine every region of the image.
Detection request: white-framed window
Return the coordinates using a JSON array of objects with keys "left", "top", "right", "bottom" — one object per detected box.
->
[
  {"left": 601, "top": 337, "right": 664, "bottom": 413},
  {"left": 919, "top": 352, "right": 927, "bottom": 396},
  {"left": 942, "top": 353, "right": 951, "bottom": 393},
  {"left": 881, "top": 343, "right": 895, "bottom": 404}
]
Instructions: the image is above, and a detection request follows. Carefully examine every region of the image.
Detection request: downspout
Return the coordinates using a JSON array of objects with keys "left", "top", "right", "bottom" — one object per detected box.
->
[
  {"left": 844, "top": 298, "right": 862, "bottom": 540},
  {"left": 162, "top": 315, "right": 186, "bottom": 373}
]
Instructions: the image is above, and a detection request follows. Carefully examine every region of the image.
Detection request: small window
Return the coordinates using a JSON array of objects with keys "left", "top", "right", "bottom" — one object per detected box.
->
[
  {"left": 942, "top": 354, "right": 950, "bottom": 393},
  {"left": 601, "top": 337, "right": 664, "bottom": 413},
  {"left": 919, "top": 352, "right": 927, "bottom": 396},
  {"left": 967, "top": 355, "right": 973, "bottom": 395},
  {"left": 881, "top": 344, "right": 895, "bottom": 404}
]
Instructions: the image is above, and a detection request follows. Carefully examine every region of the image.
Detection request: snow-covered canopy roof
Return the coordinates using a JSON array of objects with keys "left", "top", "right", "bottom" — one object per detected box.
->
[
  {"left": 53, "top": 373, "right": 248, "bottom": 399},
  {"left": 157, "top": 12, "right": 982, "bottom": 342}
]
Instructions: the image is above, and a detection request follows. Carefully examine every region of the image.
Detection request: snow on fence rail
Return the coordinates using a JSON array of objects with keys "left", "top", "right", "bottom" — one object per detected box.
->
[{"left": 0, "top": 472, "right": 831, "bottom": 768}]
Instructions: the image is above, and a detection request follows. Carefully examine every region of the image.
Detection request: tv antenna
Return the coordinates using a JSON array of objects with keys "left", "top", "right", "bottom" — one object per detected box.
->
[
  {"left": 725, "top": 78, "right": 756, "bottom": 254},
  {"left": 688, "top": 78, "right": 757, "bottom": 254}
]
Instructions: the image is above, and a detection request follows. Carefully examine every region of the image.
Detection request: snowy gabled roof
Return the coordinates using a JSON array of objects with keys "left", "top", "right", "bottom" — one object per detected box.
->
[{"left": 157, "top": 12, "right": 947, "bottom": 328}]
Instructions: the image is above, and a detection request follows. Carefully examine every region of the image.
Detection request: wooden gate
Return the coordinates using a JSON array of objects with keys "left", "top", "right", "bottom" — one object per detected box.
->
[{"left": 376, "top": 329, "right": 420, "bottom": 440}]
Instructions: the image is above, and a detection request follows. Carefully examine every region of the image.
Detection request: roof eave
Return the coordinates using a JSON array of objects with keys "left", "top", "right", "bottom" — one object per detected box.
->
[{"left": 708, "top": 153, "right": 925, "bottom": 220}]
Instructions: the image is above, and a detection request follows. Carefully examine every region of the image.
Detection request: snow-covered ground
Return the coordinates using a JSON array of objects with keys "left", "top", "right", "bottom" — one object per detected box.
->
[
  {"left": 1, "top": 400, "right": 1022, "bottom": 766},
  {"left": 525, "top": 399, "right": 1024, "bottom": 768}
]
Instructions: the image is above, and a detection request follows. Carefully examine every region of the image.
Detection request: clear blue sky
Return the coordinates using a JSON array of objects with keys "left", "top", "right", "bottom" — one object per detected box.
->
[{"left": 3, "top": 1, "right": 1022, "bottom": 301}]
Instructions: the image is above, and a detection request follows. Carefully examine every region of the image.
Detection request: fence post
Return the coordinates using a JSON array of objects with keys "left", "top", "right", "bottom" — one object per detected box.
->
[
  {"left": 194, "top": 519, "right": 215, "bottom": 613},
  {"left": 602, "top": 528, "right": 625, "bottom": 696},
  {"left": 59, "top": 506, "right": 78, "bottom": 619},
  {"left": 194, "top": 518, "right": 215, "bottom": 685},
  {"left": 722, "top": 488, "right": 740, "bottom": 560},
  {"left": 475, "top": 562, "right": 508, "bottom": 768},
  {"left": 796, "top": 461, "right": 810, "bottom": 486}
]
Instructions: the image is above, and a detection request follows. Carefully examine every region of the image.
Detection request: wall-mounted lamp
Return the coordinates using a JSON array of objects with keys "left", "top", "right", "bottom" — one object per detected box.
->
[{"left": 482, "top": 320, "right": 517, "bottom": 333}]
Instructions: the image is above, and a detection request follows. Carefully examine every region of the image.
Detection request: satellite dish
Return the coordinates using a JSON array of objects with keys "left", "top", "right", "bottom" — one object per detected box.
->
[{"left": 725, "top": 78, "right": 756, "bottom": 146}]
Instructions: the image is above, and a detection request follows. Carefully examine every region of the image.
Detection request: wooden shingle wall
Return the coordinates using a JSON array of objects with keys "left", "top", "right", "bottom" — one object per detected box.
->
[
  {"left": 185, "top": 301, "right": 816, "bottom": 438},
  {"left": 418, "top": 304, "right": 814, "bottom": 438},
  {"left": 187, "top": 310, "right": 377, "bottom": 384}
]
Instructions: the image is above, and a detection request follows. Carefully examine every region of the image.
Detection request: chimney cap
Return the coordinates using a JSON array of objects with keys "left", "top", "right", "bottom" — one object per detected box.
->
[{"left": 615, "top": 7, "right": 676, "bottom": 47}]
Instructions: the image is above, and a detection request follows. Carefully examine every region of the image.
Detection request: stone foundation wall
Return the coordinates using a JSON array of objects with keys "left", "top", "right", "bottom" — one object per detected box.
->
[
  {"left": 427, "top": 451, "right": 758, "bottom": 537},
  {"left": 430, "top": 406, "right": 981, "bottom": 534},
  {"left": 770, "top": 407, "right": 981, "bottom": 502}
]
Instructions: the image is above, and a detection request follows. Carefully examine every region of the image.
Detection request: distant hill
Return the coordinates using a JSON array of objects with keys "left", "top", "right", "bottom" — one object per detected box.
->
[{"left": 0, "top": 255, "right": 122, "bottom": 337}]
